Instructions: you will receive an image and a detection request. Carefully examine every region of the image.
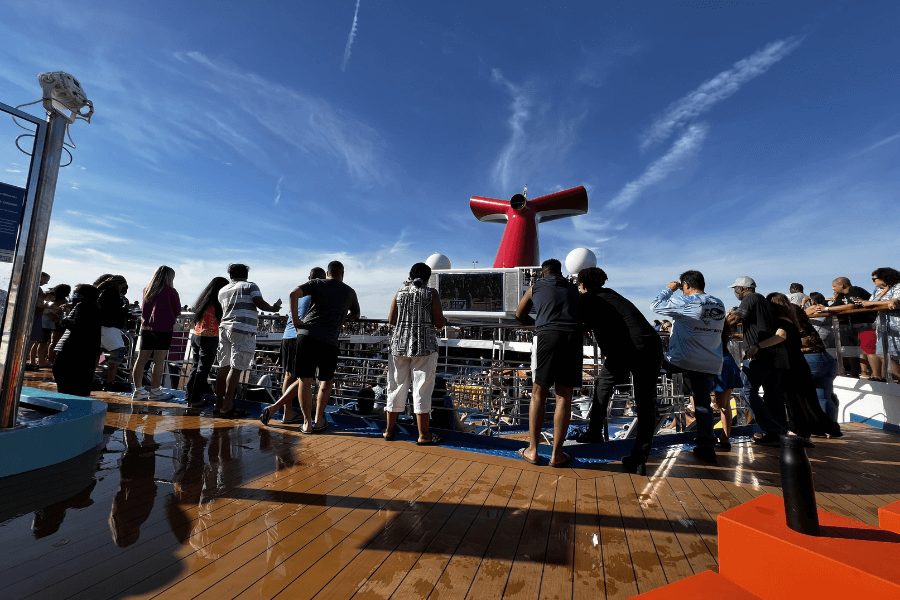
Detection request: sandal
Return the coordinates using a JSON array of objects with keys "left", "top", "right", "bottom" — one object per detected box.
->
[
  {"left": 282, "top": 415, "right": 304, "bottom": 424},
  {"left": 516, "top": 447, "right": 542, "bottom": 465},
  {"left": 417, "top": 434, "right": 443, "bottom": 446},
  {"left": 259, "top": 406, "right": 271, "bottom": 426},
  {"left": 549, "top": 452, "right": 572, "bottom": 468},
  {"left": 300, "top": 424, "right": 314, "bottom": 434},
  {"left": 312, "top": 422, "right": 329, "bottom": 433},
  {"left": 383, "top": 429, "right": 395, "bottom": 441}
]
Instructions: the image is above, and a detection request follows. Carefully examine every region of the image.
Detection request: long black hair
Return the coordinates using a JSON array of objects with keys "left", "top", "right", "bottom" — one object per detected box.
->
[
  {"left": 766, "top": 292, "right": 802, "bottom": 332},
  {"left": 51, "top": 283, "right": 71, "bottom": 302},
  {"left": 872, "top": 267, "right": 900, "bottom": 288},
  {"left": 191, "top": 277, "right": 229, "bottom": 325}
]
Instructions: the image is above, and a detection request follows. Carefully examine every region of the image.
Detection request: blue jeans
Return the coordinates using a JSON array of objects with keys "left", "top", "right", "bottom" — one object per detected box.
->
[
  {"left": 740, "top": 357, "right": 787, "bottom": 435},
  {"left": 804, "top": 352, "right": 837, "bottom": 421},
  {"left": 186, "top": 334, "right": 218, "bottom": 405},
  {"left": 662, "top": 359, "right": 716, "bottom": 450}
]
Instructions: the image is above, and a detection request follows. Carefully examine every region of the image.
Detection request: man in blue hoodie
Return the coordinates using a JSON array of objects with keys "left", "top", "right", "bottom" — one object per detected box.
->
[{"left": 651, "top": 270, "right": 725, "bottom": 464}]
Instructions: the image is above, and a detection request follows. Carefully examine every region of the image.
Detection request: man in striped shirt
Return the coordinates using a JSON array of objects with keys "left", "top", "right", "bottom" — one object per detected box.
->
[{"left": 215, "top": 263, "right": 282, "bottom": 418}]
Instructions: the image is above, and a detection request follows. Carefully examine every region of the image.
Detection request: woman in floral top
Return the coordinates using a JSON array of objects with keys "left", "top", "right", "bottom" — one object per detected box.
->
[
  {"left": 860, "top": 267, "right": 900, "bottom": 383},
  {"left": 185, "top": 277, "right": 228, "bottom": 406}
]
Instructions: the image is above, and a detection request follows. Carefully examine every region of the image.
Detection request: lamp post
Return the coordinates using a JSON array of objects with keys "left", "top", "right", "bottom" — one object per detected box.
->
[{"left": 0, "top": 72, "right": 92, "bottom": 429}]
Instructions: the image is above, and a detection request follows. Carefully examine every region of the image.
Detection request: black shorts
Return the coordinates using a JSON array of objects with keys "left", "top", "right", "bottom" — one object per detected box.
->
[
  {"left": 281, "top": 337, "right": 298, "bottom": 375},
  {"left": 294, "top": 335, "right": 339, "bottom": 381},
  {"left": 139, "top": 330, "right": 173, "bottom": 351},
  {"left": 534, "top": 330, "right": 582, "bottom": 388}
]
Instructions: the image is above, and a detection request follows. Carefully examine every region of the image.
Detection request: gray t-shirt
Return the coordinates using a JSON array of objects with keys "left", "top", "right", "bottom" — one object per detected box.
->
[{"left": 296, "top": 278, "right": 360, "bottom": 346}]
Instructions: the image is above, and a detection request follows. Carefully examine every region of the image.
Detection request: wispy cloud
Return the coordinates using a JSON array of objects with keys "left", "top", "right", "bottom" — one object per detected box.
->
[
  {"left": 273, "top": 176, "right": 284, "bottom": 204},
  {"left": 341, "top": 0, "right": 362, "bottom": 72},
  {"left": 177, "top": 51, "right": 388, "bottom": 185},
  {"left": 855, "top": 130, "right": 900, "bottom": 156},
  {"left": 609, "top": 123, "right": 709, "bottom": 211},
  {"left": 491, "top": 69, "right": 531, "bottom": 192},
  {"left": 64, "top": 209, "right": 139, "bottom": 229},
  {"left": 641, "top": 36, "right": 803, "bottom": 149},
  {"left": 489, "top": 69, "right": 586, "bottom": 193},
  {"left": 575, "top": 40, "right": 643, "bottom": 88}
]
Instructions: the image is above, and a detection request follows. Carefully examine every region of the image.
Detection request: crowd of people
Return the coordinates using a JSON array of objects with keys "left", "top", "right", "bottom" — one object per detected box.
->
[
  {"left": 509, "top": 260, "right": 900, "bottom": 472},
  {"left": 23, "top": 257, "right": 900, "bottom": 469}
]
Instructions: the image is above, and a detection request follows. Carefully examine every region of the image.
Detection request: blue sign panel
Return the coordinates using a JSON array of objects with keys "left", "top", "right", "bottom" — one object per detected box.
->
[{"left": 0, "top": 182, "right": 26, "bottom": 263}]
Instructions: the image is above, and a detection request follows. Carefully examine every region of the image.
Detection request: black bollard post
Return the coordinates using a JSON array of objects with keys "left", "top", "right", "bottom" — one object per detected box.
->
[{"left": 779, "top": 434, "right": 820, "bottom": 535}]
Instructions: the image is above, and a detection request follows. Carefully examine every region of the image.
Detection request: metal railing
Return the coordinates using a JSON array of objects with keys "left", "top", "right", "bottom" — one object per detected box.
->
[
  {"left": 818, "top": 307, "right": 899, "bottom": 385},
  {"left": 163, "top": 319, "right": 711, "bottom": 440}
]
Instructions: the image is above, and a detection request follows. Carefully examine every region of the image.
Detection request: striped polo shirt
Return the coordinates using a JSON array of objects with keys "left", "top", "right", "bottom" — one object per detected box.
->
[{"left": 218, "top": 280, "right": 262, "bottom": 335}]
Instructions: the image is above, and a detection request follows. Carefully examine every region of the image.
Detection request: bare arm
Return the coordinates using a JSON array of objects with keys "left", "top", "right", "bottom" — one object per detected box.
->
[
  {"left": 746, "top": 328, "right": 787, "bottom": 359},
  {"left": 809, "top": 302, "right": 862, "bottom": 315},
  {"left": 289, "top": 286, "right": 306, "bottom": 327},
  {"left": 859, "top": 299, "right": 900, "bottom": 310},
  {"left": 515, "top": 286, "right": 535, "bottom": 326},
  {"left": 431, "top": 289, "right": 445, "bottom": 329},
  {"left": 387, "top": 295, "right": 398, "bottom": 326},
  {"left": 252, "top": 295, "right": 282, "bottom": 313}
]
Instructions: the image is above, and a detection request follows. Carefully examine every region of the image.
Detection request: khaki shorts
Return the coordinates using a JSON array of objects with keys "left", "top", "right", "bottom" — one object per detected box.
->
[{"left": 217, "top": 329, "right": 256, "bottom": 371}]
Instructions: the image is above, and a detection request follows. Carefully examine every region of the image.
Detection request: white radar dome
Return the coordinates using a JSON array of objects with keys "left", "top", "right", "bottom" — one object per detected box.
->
[
  {"left": 565, "top": 247, "right": 597, "bottom": 275},
  {"left": 426, "top": 253, "right": 451, "bottom": 270}
]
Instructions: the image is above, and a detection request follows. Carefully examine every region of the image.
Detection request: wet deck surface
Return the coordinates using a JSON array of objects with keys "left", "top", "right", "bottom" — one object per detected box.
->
[{"left": 3, "top": 373, "right": 900, "bottom": 600}]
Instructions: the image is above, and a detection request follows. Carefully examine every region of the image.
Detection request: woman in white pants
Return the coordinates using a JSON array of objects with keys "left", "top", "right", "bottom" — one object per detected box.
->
[{"left": 383, "top": 263, "right": 446, "bottom": 445}]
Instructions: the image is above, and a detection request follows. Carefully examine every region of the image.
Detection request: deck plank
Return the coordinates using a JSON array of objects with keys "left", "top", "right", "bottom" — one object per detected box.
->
[
  {"left": 628, "top": 473, "right": 694, "bottom": 585},
  {"left": 650, "top": 477, "right": 719, "bottom": 575},
  {"left": 594, "top": 475, "right": 638, "bottom": 600},
  {"left": 270, "top": 460, "right": 486, "bottom": 600},
  {"left": 352, "top": 464, "right": 506, "bottom": 600},
  {"left": 404, "top": 468, "right": 521, "bottom": 600},
  {"left": 537, "top": 474, "right": 576, "bottom": 600},
  {"left": 611, "top": 473, "right": 667, "bottom": 595},
  {"left": 147, "top": 445, "right": 427, "bottom": 600},
  {"left": 5, "top": 376, "right": 900, "bottom": 600},
  {"left": 572, "top": 477, "right": 605, "bottom": 600},
  {"left": 3, "top": 436, "right": 369, "bottom": 600},
  {"left": 71, "top": 441, "right": 401, "bottom": 600},
  {"left": 502, "top": 472, "right": 560, "bottom": 600},
  {"left": 464, "top": 470, "right": 541, "bottom": 600}
]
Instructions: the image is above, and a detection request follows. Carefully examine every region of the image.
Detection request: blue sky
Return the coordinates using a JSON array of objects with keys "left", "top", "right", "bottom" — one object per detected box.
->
[{"left": 1, "top": 0, "right": 898, "bottom": 317}]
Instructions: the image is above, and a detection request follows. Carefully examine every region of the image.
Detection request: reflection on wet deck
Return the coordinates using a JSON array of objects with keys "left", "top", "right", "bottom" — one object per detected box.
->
[{"left": 2, "top": 373, "right": 900, "bottom": 599}]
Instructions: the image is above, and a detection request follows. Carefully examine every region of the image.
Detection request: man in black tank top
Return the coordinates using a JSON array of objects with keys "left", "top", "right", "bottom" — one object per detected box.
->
[{"left": 515, "top": 259, "right": 581, "bottom": 468}]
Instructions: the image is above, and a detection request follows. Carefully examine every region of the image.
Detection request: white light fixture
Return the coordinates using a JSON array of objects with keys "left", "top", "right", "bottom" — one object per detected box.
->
[{"left": 38, "top": 72, "right": 93, "bottom": 124}]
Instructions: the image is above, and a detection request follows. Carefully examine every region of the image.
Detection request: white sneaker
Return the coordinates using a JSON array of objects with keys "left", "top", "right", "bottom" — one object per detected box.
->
[
  {"left": 149, "top": 387, "right": 172, "bottom": 401},
  {"left": 132, "top": 387, "right": 149, "bottom": 400}
]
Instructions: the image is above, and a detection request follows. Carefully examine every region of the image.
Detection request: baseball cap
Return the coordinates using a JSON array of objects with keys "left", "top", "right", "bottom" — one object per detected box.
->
[{"left": 728, "top": 276, "right": 756, "bottom": 289}]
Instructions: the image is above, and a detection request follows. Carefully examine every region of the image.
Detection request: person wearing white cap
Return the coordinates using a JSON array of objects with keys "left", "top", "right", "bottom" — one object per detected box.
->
[{"left": 726, "top": 277, "right": 788, "bottom": 446}]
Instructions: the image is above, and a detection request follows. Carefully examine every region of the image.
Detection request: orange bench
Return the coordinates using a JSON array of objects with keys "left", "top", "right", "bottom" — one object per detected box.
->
[
  {"left": 718, "top": 493, "right": 900, "bottom": 599},
  {"left": 631, "top": 570, "right": 762, "bottom": 598},
  {"left": 879, "top": 499, "right": 900, "bottom": 535}
]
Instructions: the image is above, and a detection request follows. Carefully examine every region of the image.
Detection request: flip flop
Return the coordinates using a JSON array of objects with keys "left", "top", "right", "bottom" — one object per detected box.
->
[
  {"left": 300, "top": 424, "right": 314, "bottom": 434},
  {"left": 312, "top": 422, "right": 329, "bottom": 433},
  {"left": 517, "top": 447, "right": 542, "bottom": 466},
  {"left": 224, "top": 408, "right": 249, "bottom": 419},
  {"left": 416, "top": 434, "right": 443, "bottom": 446},
  {"left": 259, "top": 406, "right": 271, "bottom": 426},
  {"left": 383, "top": 429, "right": 395, "bottom": 441},
  {"left": 549, "top": 452, "right": 572, "bottom": 468},
  {"left": 282, "top": 415, "right": 304, "bottom": 424}
]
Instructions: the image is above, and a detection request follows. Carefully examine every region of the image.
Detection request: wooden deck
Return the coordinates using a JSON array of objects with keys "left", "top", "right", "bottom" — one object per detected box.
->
[{"left": 2, "top": 373, "right": 900, "bottom": 600}]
